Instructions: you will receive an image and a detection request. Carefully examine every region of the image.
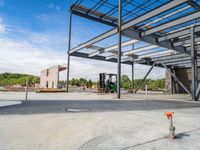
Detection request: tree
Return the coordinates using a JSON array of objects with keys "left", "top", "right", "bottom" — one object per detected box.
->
[
  {"left": 121, "top": 75, "right": 131, "bottom": 89},
  {"left": 32, "top": 77, "right": 40, "bottom": 84},
  {"left": 86, "top": 79, "right": 93, "bottom": 88},
  {"left": 79, "top": 78, "right": 87, "bottom": 86},
  {"left": 0, "top": 73, "right": 40, "bottom": 87},
  {"left": 74, "top": 79, "right": 80, "bottom": 86},
  {"left": 70, "top": 78, "right": 76, "bottom": 86}
]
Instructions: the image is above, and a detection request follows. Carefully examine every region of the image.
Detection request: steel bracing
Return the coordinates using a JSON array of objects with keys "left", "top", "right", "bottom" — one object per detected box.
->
[{"left": 67, "top": 0, "right": 200, "bottom": 101}]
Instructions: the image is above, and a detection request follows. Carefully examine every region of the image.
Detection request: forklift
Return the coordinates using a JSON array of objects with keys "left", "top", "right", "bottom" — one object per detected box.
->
[{"left": 98, "top": 73, "right": 117, "bottom": 93}]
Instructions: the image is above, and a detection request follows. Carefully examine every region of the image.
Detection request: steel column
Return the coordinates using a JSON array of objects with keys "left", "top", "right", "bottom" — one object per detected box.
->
[
  {"left": 132, "top": 44, "right": 134, "bottom": 90},
  {"left": 135, "top": 62, "right": 156, "bottom": 93},
  {"left": 191, "top": 26, "right": 198, "bottom": 101},
  {"left": 25, "top": 78, "right": 29, "bottom": 101},
  {"left": 131, "top": 62, "right": 134, "bottom": 90},
  {"left": 66, "top": 10, "right": 72, "bottom": 93},
  {"left": 117, "top": 0, "right": 122, "bottom": 99}
]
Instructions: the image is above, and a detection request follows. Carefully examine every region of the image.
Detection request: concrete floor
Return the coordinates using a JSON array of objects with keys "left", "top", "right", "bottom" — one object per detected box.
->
[
  {"left": 0, "top": 92, "right": 200, "bottom": 150},
  {"left": 0, "top": 100, "right": 22, "bottom": 107}
]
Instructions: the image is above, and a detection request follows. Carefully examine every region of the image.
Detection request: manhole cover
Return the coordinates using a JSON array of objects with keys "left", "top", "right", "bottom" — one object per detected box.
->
[{"left": 64, "top": 108, "right": 89, "bottom": 112}]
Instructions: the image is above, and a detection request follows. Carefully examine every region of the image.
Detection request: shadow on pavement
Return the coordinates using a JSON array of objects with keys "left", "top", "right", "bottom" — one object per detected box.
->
[
  {"left": 119, "top": 128, "right": 200, "bottom": 150},
  {"left": 0, "top": 100, "right": 200, "bottom": 115}
]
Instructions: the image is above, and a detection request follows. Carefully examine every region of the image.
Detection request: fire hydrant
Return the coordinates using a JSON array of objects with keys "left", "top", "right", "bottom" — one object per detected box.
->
[{"left": 164, "top": 112, "right": 175, "bottom": 139}]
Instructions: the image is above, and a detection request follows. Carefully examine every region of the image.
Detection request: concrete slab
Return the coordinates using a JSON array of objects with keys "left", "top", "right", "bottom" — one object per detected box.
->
[
  {"left": 0, "top": 101, "right": 22, "bottom": 107},
  {"left": 0, "top": 92, "right": 200, "bottom": 150},
  {"left": 0, "top": 91, "right": 193, "bottom": 101}
]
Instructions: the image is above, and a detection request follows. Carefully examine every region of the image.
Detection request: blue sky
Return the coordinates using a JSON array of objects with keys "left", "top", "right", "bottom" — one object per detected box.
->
[{"left": 0, "top": 0, "right": 165, "bottom": 80}]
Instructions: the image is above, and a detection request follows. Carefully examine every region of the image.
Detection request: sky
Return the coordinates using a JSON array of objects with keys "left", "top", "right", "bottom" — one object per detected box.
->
[{"left": 0, "top": 0, "right": 165, "bottom": 81}]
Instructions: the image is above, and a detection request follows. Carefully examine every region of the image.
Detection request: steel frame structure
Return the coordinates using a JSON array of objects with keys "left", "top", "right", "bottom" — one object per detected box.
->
[{"left": 67, "top": 0, "right": 200, "bottom": 101}]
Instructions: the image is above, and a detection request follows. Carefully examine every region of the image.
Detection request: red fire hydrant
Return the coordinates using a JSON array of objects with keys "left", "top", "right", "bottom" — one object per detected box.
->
[{"left": 164, "top": 112, "right": 175, "bottom": 139}]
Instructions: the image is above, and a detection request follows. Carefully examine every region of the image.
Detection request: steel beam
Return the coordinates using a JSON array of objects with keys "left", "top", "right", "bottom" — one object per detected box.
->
[
  {"left": 71, "top": 10, "right": 117, "bottom": 27},
  {"left": 138, "top": 50, "right": 174, "bottom": 59},
  {"left": 142, "top": 11, "right": 200, "bottom": 36},
  {"left": 117, "top": 0, "right": 122, "bottom": 99},
  {"left": 123, "top": 45, "right": 159, "bottom": 56},
  {"left": 187, "top": 0, "right": 200, "bottom": 10},
  {"left": 164, "top": 59, "right": 200, "bottom": 66},
  {"left": 163, "top": 22, "right": 200, "bottom": 36},
  {"left": 106, "top": 45, "right": 158, "bottom": 60},
  {"left": 135, "top": 53, "right": 186, "bottom": 65},
  {"left": 152, "top": 45, "right": 200, "bottom": 61},
  {"left": 157, "top": 57, "right": 191, "bottom": 64},
  {"left": 71, "top": 5, "right": 117, "bottom": 24},
  {"left": 152, "top": 53, "right": 187, "bottom": 61},
  {"left": 121, "top": 0, "right": 188, "bottom": 31},
  {"left": 179, "top": 61, "right": 200, "bottom": 68},
  {"left": 69, "top": 0, "right": 188, "bottom": 54},
  {"left": 158, "top": 25, "right": 200, "bottom": 42},
  {"left": 139, "top": 5, "right": 191, "bottom": 29},
  {"left": 66, "top": 11, "right": 72, "bottom": 93},
  {"left": 89, "top": 51, "right": 103, "bottom": 58},
  {"left": 123, "top": 29, "right": 187, "bottom": 55},
  {"left": 121, "top": 57, "right": 133, "bottom": 62},
  {"left": 69, "top": 28, "right": 117, "bottom": 54},
  {"left": 89, "top": 39, "right": 138, "bottom": 57},
  {"left": 105, "top": 39, "right": 138, "bottom": 53},
  {"left": 86, "top": 45, "right": 103, "bottom": 50},
  {"left": 70, "top": 51, "right": 133, "bottom": 65},
  {"left": 121, "top": 55, "right": 140, "bottom": 63},
  {"left": 173, "top": 37, "right": 200, "bottom": 47},
  {"left": 136, "top": 50, "right": 175, "bottom": 61},
  {"left": 106, "top": 53, "right": 118, "bottom": 60},
  {"left": 135, "top": 62, "right": 156, "bottom": 93}
]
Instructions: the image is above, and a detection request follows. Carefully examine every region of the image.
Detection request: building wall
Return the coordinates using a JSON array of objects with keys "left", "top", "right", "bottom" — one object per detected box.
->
[
  {"left": 165, "top": 68, "right": 199, "bottom": 94},
  {"left": 40, "top": 66, "right": 59, "bottom": 88},
  {"left": 165, "top": 69, "right": 173, "bottom": 94}
]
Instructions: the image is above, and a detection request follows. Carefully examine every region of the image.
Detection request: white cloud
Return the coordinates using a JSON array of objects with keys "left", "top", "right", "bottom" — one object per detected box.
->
[
  {"left": 1, "top": 21, "right": 66, "bottom": 50},
  {"left": 0, "top": 17, "right": 5, "bottom": 33},
  {"left": 0, "top": 15, "right": 165, "bottom": 81},
  {"left": 0, "top": 39, "right": 66, "bottom": 75},
  {"left": 48, "top": 3, "right": 61, "bottom": 11},
  {"left": 0, "top": 38, "right": 165, "bottom": 81}
]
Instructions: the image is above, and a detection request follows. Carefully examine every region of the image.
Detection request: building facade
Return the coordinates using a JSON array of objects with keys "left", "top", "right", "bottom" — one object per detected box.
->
[
  {"left": 165, "top": 68, "right": 199, "bottom": 94},
  {"left": 40, "top": 65, "right": 66, "bottom": 88}
]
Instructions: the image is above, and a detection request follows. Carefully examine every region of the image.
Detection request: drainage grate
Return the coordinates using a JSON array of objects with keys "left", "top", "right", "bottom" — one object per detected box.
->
[{"left": 64, "top": 108, "right": 89, "bottom": 112}]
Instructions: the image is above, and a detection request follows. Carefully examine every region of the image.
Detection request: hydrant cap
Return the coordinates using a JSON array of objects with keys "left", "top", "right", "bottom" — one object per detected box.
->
[{"left": 164, "top": 112, "right": 174, "bottom": 119}]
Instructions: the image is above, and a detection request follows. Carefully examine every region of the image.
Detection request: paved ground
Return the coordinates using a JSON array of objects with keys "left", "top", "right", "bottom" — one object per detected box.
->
[
  {"left": 0, "top": 92, "right": 200, "bottom": 150},
  {"left": 0, "top": 91, "right": 193, "bottom": 101},
  {"left": 0, "top": 101, "right": 22, "bottom": 107}
]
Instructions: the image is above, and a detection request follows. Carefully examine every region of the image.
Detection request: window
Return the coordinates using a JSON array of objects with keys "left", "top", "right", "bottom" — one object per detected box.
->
[
  {"left": 46, "top": 81, "right": 48, "bottom": 88},
  {"left": 46, "top": 69, "right": 49, "bottom": 77}
]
